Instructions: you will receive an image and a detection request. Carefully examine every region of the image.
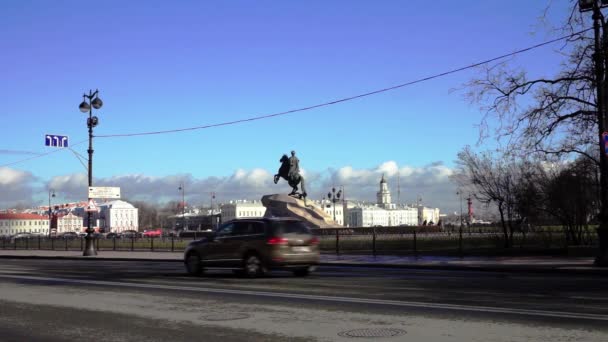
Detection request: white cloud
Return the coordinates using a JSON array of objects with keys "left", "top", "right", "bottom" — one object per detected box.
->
[
  {"left": 0, "top": 167, "right": 31, "bottom": 186},
  {"left": 1, "top": 161, "right": 462, "bottom": 214},
  {"left": 321, "top": 162, "right": 458, "bottom": 211},
  {"left": 378, "top": 161, "right": 399, "bottom": 177},
  {"left": 0, "top": 167, "right": 37, "bottom": 208}
]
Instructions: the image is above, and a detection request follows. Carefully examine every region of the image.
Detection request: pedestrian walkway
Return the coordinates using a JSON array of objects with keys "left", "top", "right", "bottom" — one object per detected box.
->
[{"left": 0, "top": 249, "right": 605, "bottom": 275}]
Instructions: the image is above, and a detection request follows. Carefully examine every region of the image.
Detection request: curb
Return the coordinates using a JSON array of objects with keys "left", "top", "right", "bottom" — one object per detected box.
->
[
  {"left": 319, "top": 262, "right": 608, "bottom": 276},
  {"left": 0, "top": 255, "right": 181, "bottom": 263},
  {"left": 1, "top": 254, "right": 606, "bottom": 276}
]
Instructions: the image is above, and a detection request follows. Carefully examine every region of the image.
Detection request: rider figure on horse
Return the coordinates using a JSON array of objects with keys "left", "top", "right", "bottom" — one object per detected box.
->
[
  {"left": 288, "top": 150, "right": 300, "bottom": 180},
  {"left": 274, "top": 150, "right": 307, "bottom": 199}
]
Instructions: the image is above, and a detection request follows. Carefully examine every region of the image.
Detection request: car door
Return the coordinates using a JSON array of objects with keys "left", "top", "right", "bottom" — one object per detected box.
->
[
  {"left": 208, "top": 221, "right": 254, "bottom": 267},
  {"left": 223, "top": 221, "right": 256, "bottom": 265},
  {"left": 201, "top": 222, "right": 235, "bottom": 266}
]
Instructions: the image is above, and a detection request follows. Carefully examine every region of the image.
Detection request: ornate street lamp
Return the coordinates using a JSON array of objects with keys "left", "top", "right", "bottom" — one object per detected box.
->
[
  {"left": 327, "top": 187, "right": 342, "bottom": 223},
  {"left": 79, "top": 89, "right": 102, "bottom": 256},
  {"left": 48, "top": 189, "right": 55, "bottom": 237}
]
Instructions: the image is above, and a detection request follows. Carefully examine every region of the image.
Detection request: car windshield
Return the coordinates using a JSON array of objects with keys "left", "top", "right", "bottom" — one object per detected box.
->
[{"left": 271, "top": 221, "right": 310, "bottom": 235}]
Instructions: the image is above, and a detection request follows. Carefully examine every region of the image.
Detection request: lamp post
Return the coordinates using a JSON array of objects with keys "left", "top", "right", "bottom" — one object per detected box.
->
[
  {"left": 579, "top": 0, "right": 608, "bottom": 266},
  {"left": 340, "top": 185, "right": 346, "bottom": 226},
  {"left": 48, "top": 189, "right": 55, "bottom": 237},
  {"left": 467, "top": 195, "right": 473, "bottom": 234},
  {"left": 327, "top": 187, "right": 342, "bottom": 223},
  {"left": 417, "top": 194, "right": 422, "bottom": 225},
  {"left": 178, "top": 183, "right": 185, "bottom": 230},
  {"left": 79, "top": 89, "right": 102, "bottom": 256},
  {"left": 456, "top": 190, "right": 464, "bottom": 228},
  {"left": 457, "top": 190, "right": 464, "bottom": 253},
  {"left": 210, "top": 192, "right": 216, "bottom": 230}
]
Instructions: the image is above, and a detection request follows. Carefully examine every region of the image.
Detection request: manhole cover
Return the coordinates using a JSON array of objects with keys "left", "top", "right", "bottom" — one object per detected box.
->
[
  {"left": 338, "top": 328, "right": 406, "bottom": 338},
  {"left": 203, "top": 313, "right": 250, "bottom": 321}
]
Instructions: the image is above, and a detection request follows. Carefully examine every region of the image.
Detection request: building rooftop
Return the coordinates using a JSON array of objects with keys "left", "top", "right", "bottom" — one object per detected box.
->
[{"left": 0, "top": 213, "right": 48, "bottom": 220}]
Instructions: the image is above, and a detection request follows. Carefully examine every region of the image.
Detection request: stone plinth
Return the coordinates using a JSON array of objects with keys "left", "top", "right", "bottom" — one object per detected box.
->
[{"left": 261, "top": 194, "right": 341, "bottom": 229}]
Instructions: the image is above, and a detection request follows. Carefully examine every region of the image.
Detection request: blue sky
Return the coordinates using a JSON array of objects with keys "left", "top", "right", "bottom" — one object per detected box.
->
[{"left": 0, "top": 1, "right": 577, "bottom": 214}]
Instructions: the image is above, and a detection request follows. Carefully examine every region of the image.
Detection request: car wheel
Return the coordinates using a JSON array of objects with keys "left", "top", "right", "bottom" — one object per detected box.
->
[
  {"left": 293, "top": 267, "right": 311, "bottom": 277},
  {"left": 243, "top": 254, "right": 266, "bottom": 278},
  {"left": 185, "top": 253, "right": 204, "bottom": 276}
]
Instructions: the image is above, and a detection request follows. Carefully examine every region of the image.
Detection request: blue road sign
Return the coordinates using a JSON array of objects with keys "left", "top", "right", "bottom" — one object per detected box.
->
[{"left": 45, "top": 134, "right": 69, "bottom": 148}]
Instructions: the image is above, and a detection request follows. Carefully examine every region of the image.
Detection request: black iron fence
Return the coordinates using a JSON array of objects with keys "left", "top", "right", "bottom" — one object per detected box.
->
[
  {"left": 310, "top": 226, "right": 598, "bottom": 256},
  {"left": 0, "top": 234, "right": 211, "bottom": 253},
  {"left": 0, "top": 226, "right": 598, "bottom": 256}
]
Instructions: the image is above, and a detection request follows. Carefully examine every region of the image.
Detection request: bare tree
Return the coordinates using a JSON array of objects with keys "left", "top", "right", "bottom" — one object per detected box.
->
[
  {"left": 131, "top": 201, "right": 159, "bottom": 231},
  {"left": 511, "top": 161, "right": 548, "bottom": 230},
  {"left": 454, "top": 146, "right": 520, "bottom": 247},
  {"left": 542, "top": 157, "right": 599, "bottom": 245},
  {"left": 465, "top": 4, "right": 599, "bottom": 165}
]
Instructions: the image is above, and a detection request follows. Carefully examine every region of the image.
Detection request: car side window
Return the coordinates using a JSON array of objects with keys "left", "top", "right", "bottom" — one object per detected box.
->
[
  {"left": 233, "top": 222, "right": 253, "bottom": 236},
  {"left": 216, "top": 223, "right": 234, "bottom": 237},
  {"left": 252, "top": 222, "right": 265, "bottom": 235}
]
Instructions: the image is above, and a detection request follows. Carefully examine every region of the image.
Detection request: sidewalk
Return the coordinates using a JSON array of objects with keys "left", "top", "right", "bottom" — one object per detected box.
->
[{"left": 0, "top": 249, "right": 605, "bottom": 275}]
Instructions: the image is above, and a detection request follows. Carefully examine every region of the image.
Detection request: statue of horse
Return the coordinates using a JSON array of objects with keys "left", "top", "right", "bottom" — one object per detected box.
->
[{"left": 274, "top": 154, "right": 307, "bottom": 199}]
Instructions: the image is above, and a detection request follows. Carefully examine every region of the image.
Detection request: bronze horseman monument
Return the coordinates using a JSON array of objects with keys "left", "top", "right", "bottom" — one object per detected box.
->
[{"left": 263, "top": 150, "right": 341, "bottom": 228}]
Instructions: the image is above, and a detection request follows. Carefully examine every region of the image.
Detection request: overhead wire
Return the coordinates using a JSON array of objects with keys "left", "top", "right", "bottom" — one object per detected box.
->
[
  {"left": 1, "top": 140, "right": 87, "bottom": 168},
  {"left": 0, "top": 28, "right": 592, "bottom": 168},
  {"left": 96, "top": 28, "right": 592, "bottom": 138}
]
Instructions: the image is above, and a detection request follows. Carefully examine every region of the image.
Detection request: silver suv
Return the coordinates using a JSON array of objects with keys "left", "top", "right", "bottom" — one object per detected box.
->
[{"left": 184, "top": 217, "right": 320, "bottom": 277}]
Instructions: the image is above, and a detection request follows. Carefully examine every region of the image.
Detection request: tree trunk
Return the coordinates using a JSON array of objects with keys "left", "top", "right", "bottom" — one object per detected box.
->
[{"left": 498, "top": 203, "right": 510, "bottom": 248}]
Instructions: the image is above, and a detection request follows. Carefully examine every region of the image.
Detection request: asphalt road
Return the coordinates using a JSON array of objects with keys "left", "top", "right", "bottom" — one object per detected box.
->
[{"left": 0, "top": 259, "right": 606, "bottom": 341}]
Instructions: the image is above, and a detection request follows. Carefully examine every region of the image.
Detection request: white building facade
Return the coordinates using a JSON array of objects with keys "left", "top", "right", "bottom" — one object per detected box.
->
[
  {"left": 0, "top": 213, "right": 50, "bottom": 236},
  {"left": 418, "top": 206, "right": 440, "bottom": 225},
  {"left": 56, "top": 212, "right": 84, "bottom": 234},
  {"left": 220, "top": 200, "right": 267, "bottom": 223},
  {"left": 346, "top": 175, "right": 437, "bottom": 227},
  {"left": 97, "top": 200, "right": 139, "bottom": 233},
  {"left": 318, "top": 200, "right": 345, "bottom": 226},
  {"left": 348, "top": 206, "right": 389, "bottom": 227},
  {"left": 388, "top": 207, "right": 418, "bottom": 226}
]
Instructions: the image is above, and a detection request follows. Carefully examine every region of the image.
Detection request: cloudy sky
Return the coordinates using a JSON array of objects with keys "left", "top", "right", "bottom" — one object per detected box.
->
[{"left": 0, "top": 1, "right": 575, "bottom": 214}]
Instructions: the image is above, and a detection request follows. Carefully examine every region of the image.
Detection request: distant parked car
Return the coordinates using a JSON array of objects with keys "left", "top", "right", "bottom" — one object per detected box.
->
[
  {"left": 105, "top": 232, "right": 119, "bottom": 239},
  {"left": 143, "top": 229, "right": 162, "bottom": 238},
  {"left": 119, "top": 230, "right": 140, "bottom": 238},
  {"left": 184, "top": 217, "right": 320, "bottom": 278},
  {"left": 57, "top": 232, "right": 79, "bottom": 239}
]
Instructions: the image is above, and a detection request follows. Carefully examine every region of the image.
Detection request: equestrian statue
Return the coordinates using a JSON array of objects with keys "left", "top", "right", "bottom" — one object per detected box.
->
[{"left": 274, "top": 150, "right": 307, "bottom": 199}]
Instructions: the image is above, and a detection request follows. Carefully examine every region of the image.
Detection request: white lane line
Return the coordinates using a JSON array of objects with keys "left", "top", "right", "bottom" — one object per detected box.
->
[
  {"left": 0, "top": 273, "right": 606, "bottom": 322},
  {"left": 569, "top": 295, "right": 608, "bottom": 301}
]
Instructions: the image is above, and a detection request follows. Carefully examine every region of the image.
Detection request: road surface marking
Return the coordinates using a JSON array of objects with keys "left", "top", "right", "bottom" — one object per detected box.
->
[{"left": 0, "top": 273, "right": 606, "bottom": 321}]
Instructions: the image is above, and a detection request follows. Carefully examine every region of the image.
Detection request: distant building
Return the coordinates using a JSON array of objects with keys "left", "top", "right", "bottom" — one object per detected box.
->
[
  {"left": 346, "top": 175, "right": 437, "bottom": 227},
  {"left": 0, "top": 213, "right": 50, "bottom": 236},
  {"left": 388, "top": 206, "right": 418, "bottom": 226},
  {"left": 56, "top": 212, "right": 84, "bottom": 234},
  {"left": 377, "top": 174, "right": 396, "bottom": 210},
  {"left": 314, "top": 200, "right": 346, "bottom": 226},
  {"left": 96, "top": 200, "right": 139, "bottom": 233},
  {"left": 220, "top": 200, "right": 266, "bottom": 223},
  {"left": 348, "top": 206, "right": 389, "bottom": 227},
  {"left": 418, "top": 206, "right": 440, "bottom": 225},
  {"left": 170, "top": 212, "right": 217, "bottom": 231}
]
